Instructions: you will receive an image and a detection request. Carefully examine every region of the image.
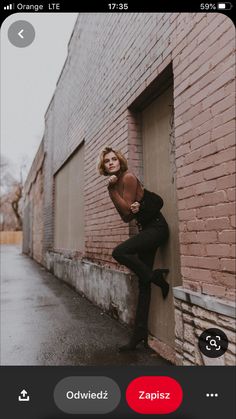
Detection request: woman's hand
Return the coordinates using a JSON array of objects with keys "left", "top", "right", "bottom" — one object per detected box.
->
[
  {"left": 107, "top": 175, "right": 118, "bottom": 187},
  {"left": 130, "top": 201, "right": 140, "bottom": 214}
]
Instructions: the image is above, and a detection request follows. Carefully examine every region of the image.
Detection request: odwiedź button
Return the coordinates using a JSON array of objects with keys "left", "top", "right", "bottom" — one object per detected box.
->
[
  {"left": 54, "top": 376, "right": 121, "bottom": 414},
  {"left": 126, "top": 376, "right": 183, "bottom": 414}
]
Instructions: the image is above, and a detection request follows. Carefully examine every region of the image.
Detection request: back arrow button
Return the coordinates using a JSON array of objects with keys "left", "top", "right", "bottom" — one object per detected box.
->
[
  {"left": 18, "top": 29, "right": 24, "bottom": 39},
  {"left": 8, "top": 20, "right": 35, "bottom": 48}
]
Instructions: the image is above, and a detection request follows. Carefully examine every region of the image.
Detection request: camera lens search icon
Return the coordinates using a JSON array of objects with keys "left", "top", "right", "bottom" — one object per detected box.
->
[
  {"left": 198, "top": 328, "right": 228, "bottom": 358},
  {"left": 206, "top": 335, "right": 221, "bottom": 351}
]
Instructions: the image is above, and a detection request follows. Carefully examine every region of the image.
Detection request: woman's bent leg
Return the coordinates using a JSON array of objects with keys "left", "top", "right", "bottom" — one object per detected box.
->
[{"left": 112, "top": 223, "right": 168, "bottom": 284}]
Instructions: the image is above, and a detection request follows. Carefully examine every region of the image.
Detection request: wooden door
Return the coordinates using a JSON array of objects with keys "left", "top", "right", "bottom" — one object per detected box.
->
[{"left": 142, "top": 86, "right": 181, "bottom": 351}]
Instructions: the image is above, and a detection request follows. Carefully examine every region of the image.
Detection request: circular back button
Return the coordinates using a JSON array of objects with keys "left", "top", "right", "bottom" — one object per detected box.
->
[
  {"left": 126, "top": 376, "right": 183, "bottom": 414},
  {"left": 8, "top": 20, "right": 35, "bottom": 48}
]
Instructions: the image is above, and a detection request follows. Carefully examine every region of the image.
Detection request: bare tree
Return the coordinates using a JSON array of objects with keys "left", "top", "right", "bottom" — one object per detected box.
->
[{"left": 0, "top": 155, "right": 29, "bottom": 231}]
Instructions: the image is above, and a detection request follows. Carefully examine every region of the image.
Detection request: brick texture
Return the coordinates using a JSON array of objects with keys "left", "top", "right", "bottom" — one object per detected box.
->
[
  {"left": 172, "top": 13, "right": 235, "bottom": 301},
  {"left": 26, "top": 13, "right": 235, "bottom": 299},
  {"left": 174, "top": 299, "right": 236, "bottom": 366},
  {"left": 23, "top": 141, "right": 45, "bottom": 263}
]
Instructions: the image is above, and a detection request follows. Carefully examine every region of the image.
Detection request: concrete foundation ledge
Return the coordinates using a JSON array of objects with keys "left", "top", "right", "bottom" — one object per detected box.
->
[
  {"left": 45, "top": 251, "right": 138, "bottom": 325},
  {"left": 173, "top": 286, "right": 236, "bottom": 318}
]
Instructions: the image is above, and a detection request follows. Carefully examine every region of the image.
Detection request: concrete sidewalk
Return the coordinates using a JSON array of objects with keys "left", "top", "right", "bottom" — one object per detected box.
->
[{"left": 1, "top": 245, "right": 170, "bottom": 366}]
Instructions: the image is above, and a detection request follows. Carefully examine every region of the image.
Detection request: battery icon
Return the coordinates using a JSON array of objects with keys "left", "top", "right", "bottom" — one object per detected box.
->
[{"left": 217, "top": 2, "right": 233, "bottom": 9}]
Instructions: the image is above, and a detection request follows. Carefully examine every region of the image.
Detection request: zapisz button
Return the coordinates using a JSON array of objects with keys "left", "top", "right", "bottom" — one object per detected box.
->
[{"left": 126, "top": 376, "right": 183, "bottom": 414}]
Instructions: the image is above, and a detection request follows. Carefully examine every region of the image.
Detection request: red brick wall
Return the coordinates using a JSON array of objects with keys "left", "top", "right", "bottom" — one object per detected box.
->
[
  {"left": 23, "top": 141, "right": 45, "bottom": 262},
  {"left": 172, "top": 13, "right": 235, "bottom": 301},
  {"left": 41, "top": 13, "right": 235, "bottom": 298},
  {"left": 43, "top": 112, "right": 55, "bottom": 255},
  {"left": 32, "top": 167, "right": 44, "bottom": 263}
]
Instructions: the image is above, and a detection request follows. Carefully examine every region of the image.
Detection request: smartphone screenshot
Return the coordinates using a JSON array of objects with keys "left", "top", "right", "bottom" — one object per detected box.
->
[{"left": 1, "top": 1, "right": 235, "bottom": 418}]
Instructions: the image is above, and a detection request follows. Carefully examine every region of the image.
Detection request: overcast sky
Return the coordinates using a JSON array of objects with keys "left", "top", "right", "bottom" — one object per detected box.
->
[{"left": 1, "top": 12, "right": 78, "bottom": 179}]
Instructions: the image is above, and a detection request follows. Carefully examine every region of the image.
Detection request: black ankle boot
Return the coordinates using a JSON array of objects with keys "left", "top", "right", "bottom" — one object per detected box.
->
[
  {"left": 151, "top": 269, "right": 170, "bottom": 299},
  {"left": 118, "top": 327, "right": 148, "bottom": 352}
]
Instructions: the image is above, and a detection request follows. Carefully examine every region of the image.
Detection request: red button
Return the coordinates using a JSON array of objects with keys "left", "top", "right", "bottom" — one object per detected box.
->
[{"left": 126, "top": 376, "right": 183, "bottom": 414}]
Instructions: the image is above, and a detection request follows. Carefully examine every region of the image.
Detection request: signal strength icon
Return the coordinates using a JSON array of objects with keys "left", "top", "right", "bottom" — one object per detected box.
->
[{"left": 4, "top": 4, "right": 14, "bottom": 10}]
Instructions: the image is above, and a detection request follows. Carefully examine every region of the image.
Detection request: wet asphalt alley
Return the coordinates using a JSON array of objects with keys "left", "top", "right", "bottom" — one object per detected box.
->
[{"left": 1, "top": 245, "right": 170, "bottom": 366}]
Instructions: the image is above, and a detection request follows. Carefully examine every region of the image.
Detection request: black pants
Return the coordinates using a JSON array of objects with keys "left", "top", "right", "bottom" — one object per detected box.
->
[{"left": 112, "top": 214, "right": 169, "bottom": 330}]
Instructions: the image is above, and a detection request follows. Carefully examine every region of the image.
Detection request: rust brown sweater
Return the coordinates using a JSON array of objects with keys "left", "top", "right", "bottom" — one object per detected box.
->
[{"left": 108, "top": 171, "right": 144, "bottom": 223}]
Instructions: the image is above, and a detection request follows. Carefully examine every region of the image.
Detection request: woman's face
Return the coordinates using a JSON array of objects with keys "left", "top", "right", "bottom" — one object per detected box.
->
[{"left": 103, "top": 151, "right": 121, "bottom": 175}]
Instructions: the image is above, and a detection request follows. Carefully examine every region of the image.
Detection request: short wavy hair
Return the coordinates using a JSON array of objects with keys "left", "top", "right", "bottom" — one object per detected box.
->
[{"left": 97, "top": 147, "right": 128, "bottom": 176}]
